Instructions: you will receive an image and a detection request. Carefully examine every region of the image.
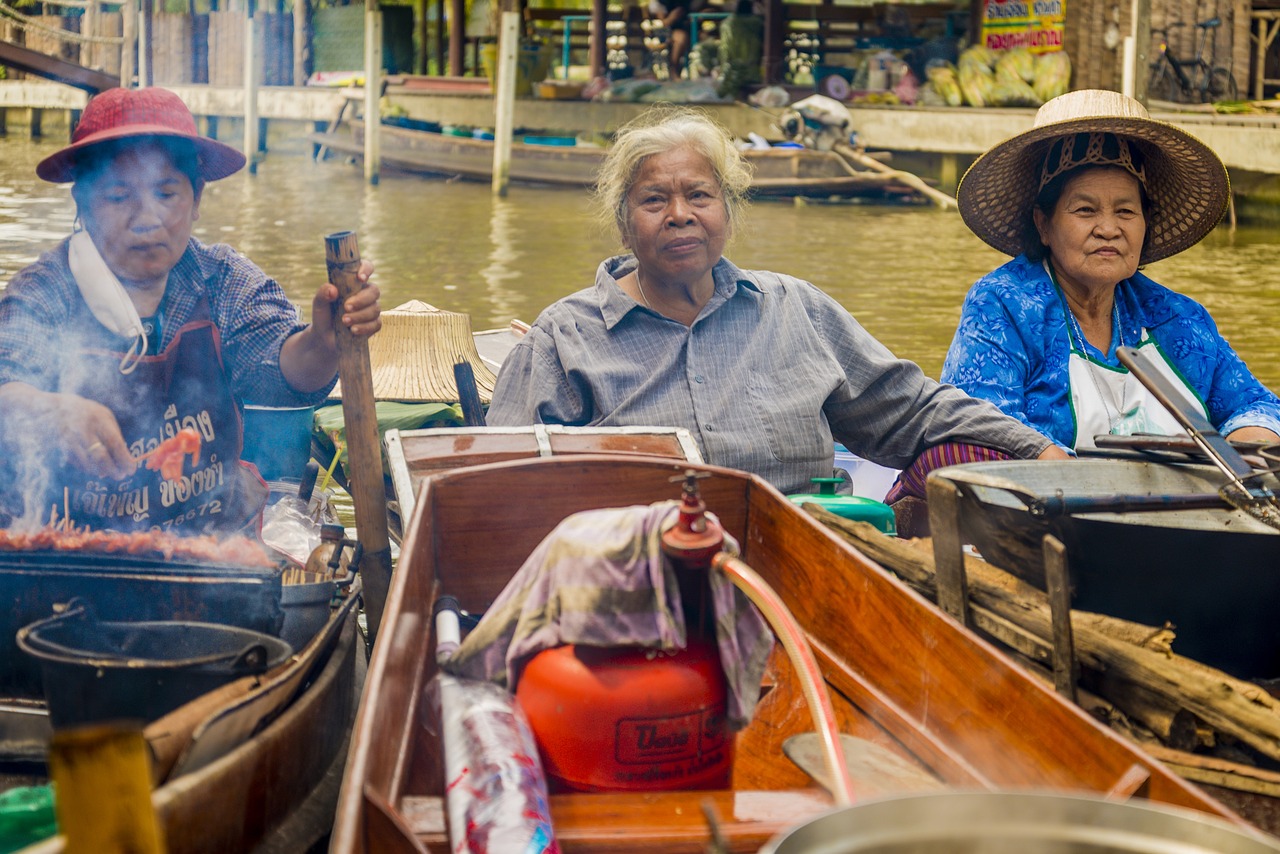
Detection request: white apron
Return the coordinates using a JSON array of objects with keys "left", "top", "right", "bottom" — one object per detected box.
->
[{"left": 1067, "top": 329, "right": 1207, "bottom": 452}]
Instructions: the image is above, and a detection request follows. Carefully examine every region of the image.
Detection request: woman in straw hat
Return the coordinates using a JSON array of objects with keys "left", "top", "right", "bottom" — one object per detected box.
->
[
  {"left": 0, "top": 87, "right": 382, "bottom": 533},
  {"left": 489, "top": 107, "right": 1065, "bottom": 519},
  {"left": 943, "top": 89, "right": 1280, "bottom": 453}
]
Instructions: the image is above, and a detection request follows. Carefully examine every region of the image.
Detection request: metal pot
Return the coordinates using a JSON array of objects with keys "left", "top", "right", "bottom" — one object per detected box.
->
[
  {"left": 16, "top": 600, "right": 293, "bottom": 728},
  {"left": 760, "top": 791, "right": 1280, "bottom": 853},
  {"left": 933, "top": 459, "right": 1280, "bottom": 679},
  {"left": 0, "top": 547, "right": 283, "bottom": 697}
]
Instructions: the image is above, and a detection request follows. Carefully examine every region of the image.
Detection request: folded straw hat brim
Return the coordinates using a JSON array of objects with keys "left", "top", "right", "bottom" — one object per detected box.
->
[{"left": 329, "top": 301, "right": 498, "bottom": 404}]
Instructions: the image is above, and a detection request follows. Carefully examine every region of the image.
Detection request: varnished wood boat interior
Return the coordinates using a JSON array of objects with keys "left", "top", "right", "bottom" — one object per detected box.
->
[{"left": 332, "top": 455, "right": 1241, "bottom": 853}]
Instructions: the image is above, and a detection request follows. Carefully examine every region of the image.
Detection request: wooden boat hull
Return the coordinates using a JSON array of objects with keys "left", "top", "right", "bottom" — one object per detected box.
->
[
  {"left": 332, "top": 454, "right": 1242, "bottom": 854},
  {"left": 312, "top": 121, "right": 925, "bottom": 200},
  {"left": 21, "top": 601, "right": 359, "bottom": 854},
  {"left": 931, "top": 459, "right": 1280, "bottom": 680}
]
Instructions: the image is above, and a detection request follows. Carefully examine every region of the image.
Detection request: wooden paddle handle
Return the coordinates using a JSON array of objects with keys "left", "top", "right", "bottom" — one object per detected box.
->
[{"left": 324, "top": 232, "right": 393, "bottom": 639}]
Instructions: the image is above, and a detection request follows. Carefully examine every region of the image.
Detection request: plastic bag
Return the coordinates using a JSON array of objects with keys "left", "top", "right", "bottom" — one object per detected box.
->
[{"left": 0, "top": 786, "right": 57, "bottom": 854}]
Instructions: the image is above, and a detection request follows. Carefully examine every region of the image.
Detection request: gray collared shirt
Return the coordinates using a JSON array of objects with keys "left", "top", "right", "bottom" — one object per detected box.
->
[{"left": 488, "top": 255, "right": 1051, "bottom": 494}]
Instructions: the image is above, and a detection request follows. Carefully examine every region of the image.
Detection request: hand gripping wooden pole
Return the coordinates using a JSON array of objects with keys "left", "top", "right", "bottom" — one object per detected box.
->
[{"left": 325, "top": 231, "right": 393, "bottom": 647}]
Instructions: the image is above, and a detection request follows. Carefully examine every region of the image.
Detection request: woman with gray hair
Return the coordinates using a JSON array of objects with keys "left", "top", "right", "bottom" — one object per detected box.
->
[{"left": 488, "top": 107, "right": 1065, "bottom": 522}]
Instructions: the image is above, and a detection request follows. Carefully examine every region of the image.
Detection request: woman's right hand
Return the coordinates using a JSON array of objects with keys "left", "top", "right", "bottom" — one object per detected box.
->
[{"left": 0, "top": 384, "right": 133, "bottom": 479}]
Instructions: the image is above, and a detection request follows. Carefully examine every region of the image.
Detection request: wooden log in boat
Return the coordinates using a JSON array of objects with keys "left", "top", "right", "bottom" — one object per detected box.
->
[
  {"left": 807, "top": 509, "right": 1280, "bottom": 838},
  {"left": 307, "top": 120, "right": 929, "bottom": 200},
  {"left": 331, "top": 454, "right": 1246, "bottom": 853},
  {"left": 929, "top": 459, "right": 1280, "bottom": 680}
]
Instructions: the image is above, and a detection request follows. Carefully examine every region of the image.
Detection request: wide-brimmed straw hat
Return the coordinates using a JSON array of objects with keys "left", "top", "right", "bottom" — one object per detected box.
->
[
  {"left": 37, "top": 87, "right": 246, "bottom": 184},
  {"left": 329, "top": 301, "right": 498, "bottom": 404},
  {"left": 957, "top": 89, "right": 1230, "bottom": 265}
]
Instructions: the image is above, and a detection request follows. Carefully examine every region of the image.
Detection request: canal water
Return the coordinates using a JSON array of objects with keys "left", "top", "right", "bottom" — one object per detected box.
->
[{"left": 4, "top": 133, "right": 1280, "bottom": 388}]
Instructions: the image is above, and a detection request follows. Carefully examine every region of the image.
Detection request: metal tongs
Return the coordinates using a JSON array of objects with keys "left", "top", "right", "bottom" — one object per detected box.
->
[{"left": 1116, "top": 346, "right": 1280, "bottom": 530}]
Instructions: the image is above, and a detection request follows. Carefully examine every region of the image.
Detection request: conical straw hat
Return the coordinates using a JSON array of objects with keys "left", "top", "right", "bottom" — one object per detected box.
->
[
  {"left": 329, "top": 300, "right": 498, "bottom": 403},
  {"left": 957, "top": 89, "right": 1229, "bottom": 265}
]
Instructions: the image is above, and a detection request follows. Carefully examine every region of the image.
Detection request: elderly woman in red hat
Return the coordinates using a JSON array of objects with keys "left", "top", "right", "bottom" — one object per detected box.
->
[
  {"left": 0, "top": 87, "right": 381, "bottom": 534},
  {"left": 943, "top": 89, "right": 1280, "bottom": 454}
]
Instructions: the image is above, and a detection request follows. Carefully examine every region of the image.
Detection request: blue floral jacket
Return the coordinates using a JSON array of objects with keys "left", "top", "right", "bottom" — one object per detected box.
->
[{"left": 941, "top": 254, "right": 1280, "bottom": 449}]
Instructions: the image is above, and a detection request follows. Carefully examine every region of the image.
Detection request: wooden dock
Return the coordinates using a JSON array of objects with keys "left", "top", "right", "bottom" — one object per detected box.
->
[{"left": 3, "top": 79, "right": 1279, "bottom": 198}]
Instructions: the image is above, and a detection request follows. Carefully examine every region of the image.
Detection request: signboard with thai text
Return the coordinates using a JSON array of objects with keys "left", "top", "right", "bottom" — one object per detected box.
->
[{"left": 980, "top": 0, "right": 1066, "bottom": 53}]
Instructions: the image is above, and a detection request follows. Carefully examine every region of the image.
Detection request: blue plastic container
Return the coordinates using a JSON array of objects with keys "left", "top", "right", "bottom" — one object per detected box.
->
[{"left": 241, "top": 405, "right": 315, "bottom": 482}]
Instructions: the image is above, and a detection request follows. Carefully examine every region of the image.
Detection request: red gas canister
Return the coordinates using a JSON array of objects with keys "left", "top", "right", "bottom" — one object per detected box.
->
[{"left": 515, "top": 638, "right": 733, "bottom": 793}]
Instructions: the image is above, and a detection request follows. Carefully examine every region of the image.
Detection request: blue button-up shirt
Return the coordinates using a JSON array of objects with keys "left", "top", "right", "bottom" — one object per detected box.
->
[{"left": 488, "top": 255, "right": 1051, "bottom": 494}]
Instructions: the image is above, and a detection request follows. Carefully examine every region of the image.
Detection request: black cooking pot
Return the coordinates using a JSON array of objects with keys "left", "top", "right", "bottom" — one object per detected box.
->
[
  {"left": 0, "top": 549, "right": 284, "bottom": 697},
  {"left": 16, "top": 600, "right": 293, "bottom": 728}
]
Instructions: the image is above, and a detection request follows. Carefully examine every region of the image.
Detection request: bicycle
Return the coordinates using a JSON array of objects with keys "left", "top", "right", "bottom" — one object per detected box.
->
[{"left": 1146, "top": 17, "right": 1239, "bottom": 104}]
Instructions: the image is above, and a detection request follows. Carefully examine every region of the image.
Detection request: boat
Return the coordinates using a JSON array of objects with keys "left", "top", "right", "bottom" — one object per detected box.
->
[
  {"left": 927, "top": 458, "right": 1280, "bottom": 680},
  {"left": 308, "top": 119, "right": 930, "bottom": 200},
  {"left": 331, "top": 453, "right": 1251, "bottom": 852},
  {"left": 3, "top": 485, "right": 362, "bottom": 854},
  {"left": 804, "top": 460, "right": 1280, "bottom": 838}
]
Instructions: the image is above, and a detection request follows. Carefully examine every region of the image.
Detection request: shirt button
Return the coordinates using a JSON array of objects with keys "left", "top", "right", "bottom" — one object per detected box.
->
[
  {"left": 694, "top": 375, "right": 704, "bottom": 383},
  {"left": 705, "top": 424, "right": 715, "bottom": 432}
]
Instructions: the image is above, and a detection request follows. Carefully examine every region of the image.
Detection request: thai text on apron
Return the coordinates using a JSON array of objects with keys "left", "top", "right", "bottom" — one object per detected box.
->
[{"left": 56, "top": 300, "right": 266, "bottom": 534}]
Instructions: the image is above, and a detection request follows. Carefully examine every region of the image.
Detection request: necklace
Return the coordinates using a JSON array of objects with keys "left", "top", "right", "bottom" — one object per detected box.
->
[
  {"left": 1065, "top": 297, "right": 1131, "bottom": 432},
  {"left": 635, "top": 274, "right": 652, "bottom": 309}
]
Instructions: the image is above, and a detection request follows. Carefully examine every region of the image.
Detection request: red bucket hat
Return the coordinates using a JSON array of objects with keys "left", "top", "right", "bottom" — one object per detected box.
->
[{"left": 36, "top": 87, "right": 246, "bottom": 184}]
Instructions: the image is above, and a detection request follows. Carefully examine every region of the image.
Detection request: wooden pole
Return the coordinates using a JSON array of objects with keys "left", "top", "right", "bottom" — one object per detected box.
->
[
  {"left": 140, "top": 0, "right": 153, "bottom": 86},
  {"left": 293, "top": 0, "right": 308, "bottom": 84},
  {"left": 324, "top": 232, "right": 393, "bottom": 645},
  {"left": 49, "top": 725, "right": 164, "bottom": 854},
  {"left": 492, "top": 9, "right": 519, "bottom": 197},
  {"left": 1133, "top": 0, "right": 1151, "bottom": 104},
  {"left": 364, "top": 0, "right": 382, "bottom": 185},
  {"left": 243, "top": 3, "right": 259, "bottom": 174},
  {"left": 123, "top": 0, "right": 138, "bottom": 87},
  {"left": 448, "top": 0, "right": 464, "bottom": 75},
  {"left": 433, "top": 0, "right": 445, "bottom": 74},
  {"left": 589, "top": 0, "right": 605, "bottom": 78}
]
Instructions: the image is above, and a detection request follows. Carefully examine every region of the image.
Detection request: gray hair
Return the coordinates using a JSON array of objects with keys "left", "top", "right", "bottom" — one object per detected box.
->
[{"left": 593, "top": 107, "right": 753, "bottom": 244}]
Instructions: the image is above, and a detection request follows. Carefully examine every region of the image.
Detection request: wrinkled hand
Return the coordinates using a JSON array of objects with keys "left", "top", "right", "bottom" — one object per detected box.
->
[
  {"left": 311, "top": 259, "right": 382, "bottom": 342},
  {"left": 46, "top": 391, "right": 134, "bottom": 479}
]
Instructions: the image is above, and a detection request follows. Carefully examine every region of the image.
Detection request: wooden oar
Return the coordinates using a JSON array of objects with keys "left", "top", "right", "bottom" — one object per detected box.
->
[
  {"left": 833, "top": 142, "right": 956, "bottom": 210},
  {"left": 325, "top": 231, "right": 394, "bottom": 646}
]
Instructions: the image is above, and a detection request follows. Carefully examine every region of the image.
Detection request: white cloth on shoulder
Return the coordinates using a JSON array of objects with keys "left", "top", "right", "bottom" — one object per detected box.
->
[
  {"left": 441, "top": 500, "right": 774, "bottom": 729},
  {"left": 68, "top": 230, "right": 148, "bottom": 373}
]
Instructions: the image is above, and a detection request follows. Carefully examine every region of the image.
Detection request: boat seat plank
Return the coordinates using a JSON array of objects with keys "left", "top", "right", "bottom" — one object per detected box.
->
[{"left": 398, "top": 790, "right": 833, "bottom": 853}]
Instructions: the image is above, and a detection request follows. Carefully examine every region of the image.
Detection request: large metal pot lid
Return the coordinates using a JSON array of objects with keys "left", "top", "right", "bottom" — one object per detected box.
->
[{"left": 759, "top": 790, "right": 1280, "bottom": 853}]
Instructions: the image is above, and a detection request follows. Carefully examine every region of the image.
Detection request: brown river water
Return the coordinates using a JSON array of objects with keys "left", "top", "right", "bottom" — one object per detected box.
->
[{"left": 4, "top": 132, "right": 1280, "bottom": 388}]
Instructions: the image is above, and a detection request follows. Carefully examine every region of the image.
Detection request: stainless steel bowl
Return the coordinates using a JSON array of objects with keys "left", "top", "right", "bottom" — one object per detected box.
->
[{"left": 759, "top": 791, "right": 1280, "bottom": 853}]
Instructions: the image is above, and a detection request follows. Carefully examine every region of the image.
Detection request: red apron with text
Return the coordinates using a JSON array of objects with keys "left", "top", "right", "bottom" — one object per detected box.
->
[{"left": 55, "top": 303, "right": 267, "bottom": 535}]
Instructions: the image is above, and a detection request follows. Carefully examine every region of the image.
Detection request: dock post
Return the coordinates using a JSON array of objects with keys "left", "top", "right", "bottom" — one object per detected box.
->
[
  {"left": 122, "top": 0, "right": 137, "bottom": 86},
  {"left": 29, "top": 108, "right": 43, "bottom": 139},
  {"left": 364, "top": 0, "right": 382, "bottom": 184},
  {"left": 939, "top": 153, "right": 958, "bottom": 195},
  {"left": 492, "top": 8, "right": 519, "bottom": 196},
  {"left": 244, "top": 3, "right": 260, "bottom": 174},
  {"left": 0, "top": 108, "right": 7, "bottom": 138}
]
